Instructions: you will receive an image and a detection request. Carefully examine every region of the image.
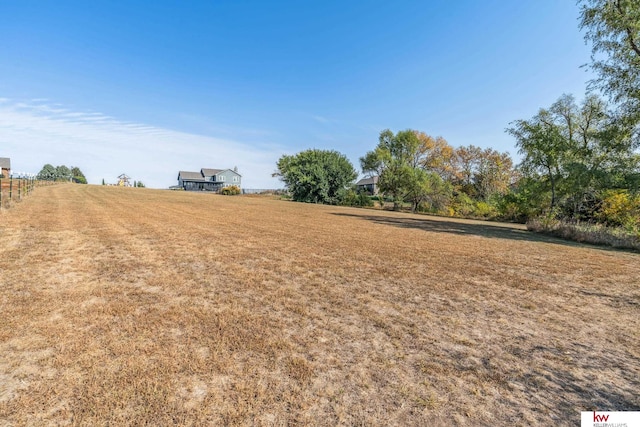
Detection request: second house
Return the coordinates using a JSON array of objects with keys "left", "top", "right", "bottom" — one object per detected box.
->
[{"left": 177, "top": 167, "right": 241, "bottom": 192}]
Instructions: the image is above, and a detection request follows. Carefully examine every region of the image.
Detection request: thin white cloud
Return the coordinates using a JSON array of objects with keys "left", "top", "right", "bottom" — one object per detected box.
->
[
  {"left": 311, "top": 114, "right": 332, "bottom": 124},
  {"left": 0, "top": 99, "right": 284, "bottom": 189}
]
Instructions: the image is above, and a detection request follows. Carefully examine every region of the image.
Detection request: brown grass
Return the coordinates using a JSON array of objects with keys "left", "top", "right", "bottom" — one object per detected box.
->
[{"left": 0, "top": 184, "right": 638, "bottom": 426}]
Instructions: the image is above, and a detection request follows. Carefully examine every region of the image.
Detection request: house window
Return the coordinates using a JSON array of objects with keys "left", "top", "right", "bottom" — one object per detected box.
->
[
  {"left": 218, "top": 175, "right": 225, "bottom": 182},
  {"left": 233, "top": 176, "right": 238, "bottom": 182}
]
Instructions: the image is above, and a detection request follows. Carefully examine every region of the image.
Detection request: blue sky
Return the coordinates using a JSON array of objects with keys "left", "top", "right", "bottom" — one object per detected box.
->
[{"left": 1, "top": 1, "right": 595, "bottom": 188}]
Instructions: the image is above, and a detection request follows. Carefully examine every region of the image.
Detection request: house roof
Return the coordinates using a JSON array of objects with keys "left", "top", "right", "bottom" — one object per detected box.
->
[
  {"left": 356, "top": 176, "right": 378, "bottom": 186},
  {"left": 201, "top": 168, "right": 223, "bottom": 177},
  {"left": 202, "top": 168, "right": 242, "bottom": 177},
  {"left": 178, "top": 171, "right": 206, "bottom": 181},
  {"left": 0, "top": 157, "right": 10, "bottom": 169},
  {"left": 179, "top": 168, "right": 242, "bottom": 182}
]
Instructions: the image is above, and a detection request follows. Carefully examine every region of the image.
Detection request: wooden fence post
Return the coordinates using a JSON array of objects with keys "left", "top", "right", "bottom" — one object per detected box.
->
[{"left": 9, "top": 176, "right": 12, "bottom": 202}]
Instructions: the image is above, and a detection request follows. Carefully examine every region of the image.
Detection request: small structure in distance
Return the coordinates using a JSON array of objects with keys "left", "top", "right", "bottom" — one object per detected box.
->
[{"left": 117, "top": 174, "right": 131, "bottom": 187}]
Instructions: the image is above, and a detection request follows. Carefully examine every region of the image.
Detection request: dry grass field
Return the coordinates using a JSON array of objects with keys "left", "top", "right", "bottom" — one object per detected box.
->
[{"left": 0, "top": 184, "right": 638, "bottom": 426}]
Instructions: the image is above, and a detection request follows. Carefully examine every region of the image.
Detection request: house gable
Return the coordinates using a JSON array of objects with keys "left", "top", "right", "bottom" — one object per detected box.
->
[
  {"left": 178, "top": 171, "right": 205, "bottom": 181},
  {"left": 0, "top": 157, "right": 10, "bottom": 176},
  {"left": 355, "top": 175, "right": 379, "bottom": 195},
  {"left": 201, "top": 168, "right": 223, "bottom": 180},
  {"left": 211, "top": 169, "right": 241, "bottom": 184}
]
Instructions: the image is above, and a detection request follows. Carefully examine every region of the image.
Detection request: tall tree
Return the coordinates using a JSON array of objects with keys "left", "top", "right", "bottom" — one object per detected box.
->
[
  {"left": 474, "top": 148, "right": 514, "bottom": 201},
  {"left": 450, "top": 145, "right": 514, "bottom": 200},
  {"left": 404, "top": 168, "right": 452, "bottom": 213},
  {"left": 361, "top": 129, "right": 454, "bottom": 212},
  {"left": 275, "top": 149, "right": 357, "bottom": 204},
  {"left": 55, "top": 165, "right": 71, "bottom": 181},
  {"left": 454, "top": 145, "right": 483, "bottom": 192},
  {"left": 507, "top": 109, "right": 568, "bottom": 209},
  {"left": 416, "top": 132, "right": 457, "bottom": 181},
  {"left": 361, "top": 130, "right": 421, "bottom": 210},
  {"left": 37, "top": 164, "right": 57, "bottom": 180},
  {"left": 507, "top": 93, "right": 639, "bottom": 216},
  {"left": 71, "top": 166, "right": 87, "bottom": 184},
  {"left": 579, "top": 0, "right": 640, "bottom": 121}
]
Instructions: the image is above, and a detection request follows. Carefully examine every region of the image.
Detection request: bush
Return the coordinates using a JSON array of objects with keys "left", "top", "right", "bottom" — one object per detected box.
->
[
  {"left": 220, "top": 185, "right": 241, "bottom": 195},
  {"left": 526, "top": 216, "right": 640, "bottom": 251},
  {"left": 357, "top": 192, "right": 374, "bottom": 207},
  {"left": 595, "top": 190, "right": 640, "bottom": 230},
  {"left": 474, "top": 201, "right": 498, "bottom": 219},
  {"left": 450, "top": 192, "right": 475, "bottom": 217},
  {"left": 340, "top": 189, "right": 374, "bottom": 207}
]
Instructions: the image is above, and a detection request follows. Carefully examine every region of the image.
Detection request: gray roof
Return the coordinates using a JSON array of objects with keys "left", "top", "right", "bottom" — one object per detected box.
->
[
  {"left": 201, "top": 168, "right": 223, "bottom": 177},
  {"left": 178, "top": 171, "right": 206, "bottom": 181},
  {"left": 356, "top": 176, "right": 378, "bottom": 186},
  {"left": 179, "top": 168, "right": 242, "bottom": 182},
  {"left": 0, "top": 157, "right": 10, "bottom": 169}
]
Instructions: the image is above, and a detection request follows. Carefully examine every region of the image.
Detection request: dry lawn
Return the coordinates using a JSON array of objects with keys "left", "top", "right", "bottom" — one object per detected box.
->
[{"left": 0, "top": 184, "right": 638, "bottom": 426}]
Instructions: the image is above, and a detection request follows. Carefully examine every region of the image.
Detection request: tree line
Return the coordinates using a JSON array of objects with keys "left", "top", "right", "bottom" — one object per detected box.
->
[
  {"left": 275, "top": 0, "right": 640, "bottom": 236},
  {"left": 274, "top": 132, "right": 518, "bottom": 219},
  {"left": 37, "top": 164, "right": 87, "bottom": 184}
]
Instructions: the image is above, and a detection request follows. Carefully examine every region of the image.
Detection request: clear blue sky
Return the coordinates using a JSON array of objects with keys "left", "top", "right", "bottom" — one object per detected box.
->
[{"left": 0, "top": 0, "right": 595, "bottom": 188}]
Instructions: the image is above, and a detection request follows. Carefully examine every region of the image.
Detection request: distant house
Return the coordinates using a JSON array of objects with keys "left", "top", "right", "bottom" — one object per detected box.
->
[
  {"left": 0, "top": 157, "right": 10, "bottom": 178},
  {"left": 177, "top": 168, "right": 242, "bottom": 192},
  {"left": 355, "top": 176, "right": 379, "bottom": 195}
]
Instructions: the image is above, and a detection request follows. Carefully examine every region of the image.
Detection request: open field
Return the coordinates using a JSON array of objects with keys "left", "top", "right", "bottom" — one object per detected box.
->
[{"left": 0, "top": 184, "right": 638, "bottom": 426}]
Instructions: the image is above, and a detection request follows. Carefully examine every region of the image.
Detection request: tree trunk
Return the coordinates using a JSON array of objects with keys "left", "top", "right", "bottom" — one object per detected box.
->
[{"left": 548, "top": 166, "right": 556, "bottom": 210}]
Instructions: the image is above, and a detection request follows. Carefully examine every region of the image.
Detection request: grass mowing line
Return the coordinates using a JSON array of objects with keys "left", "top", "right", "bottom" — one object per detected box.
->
[{"left": 0, "top": 184, "right": 638, "bottom": 426}]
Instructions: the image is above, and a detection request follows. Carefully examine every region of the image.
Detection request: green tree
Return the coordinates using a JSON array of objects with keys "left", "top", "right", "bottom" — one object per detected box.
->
[
  {"left": 580, "top": 0, "right": 640, "bottom": 120},
  {"left": 71, "top": 166, "right": 87, "bottom": 184},
  {"left": 37, "top": 164, "right": 57, "bottom": 181},
  {"left": 55, "top": 165, "right": 71, "bottom": 181},
  {"left": 507, "top": 107, "right": 570, "bottom": 210},
  {"left": 275, "top": 149, "right": 357, "bottom": 204},
  {"left": 405, "top": 168, "right": 452, "bottom": 213},
  {"left": 507, "top": 93, "right": 639, "bottom": 218},
  {"left": 362, "top": 129, "right": 461, "bottom": 212},
  {"left": 361, "top": 129, "right": 426, "bottom": 210}
]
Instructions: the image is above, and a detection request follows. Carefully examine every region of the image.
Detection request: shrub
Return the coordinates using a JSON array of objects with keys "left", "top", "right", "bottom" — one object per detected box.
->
[
  {"left": 526, "top": 216, "right": 640, "bottom": 251},
  {"left": 370, "top": 195, "right": 387, "bottom": 208},
  {"left": 595, "top": 190, "right": 640, "bottom": 229},
  {"left": 357, "top": 192, "right": 374, "bottom": 207},
  {"left": 340, "top": 189, "right": 374, "bottom": 207},
  {"left": 220, "top": 185, "right": 241, "bottom": 195},
  {"left": 474, "top": 201, "right": 498, "bottom": 219},
  {"left": 450, "top": 193, "right": 475, "bottom": 217}
]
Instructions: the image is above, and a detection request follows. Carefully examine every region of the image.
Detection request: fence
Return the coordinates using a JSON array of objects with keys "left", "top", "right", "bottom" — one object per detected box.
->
[{"left": 0, "top": 176, "right": 54, "bottom": 209}]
